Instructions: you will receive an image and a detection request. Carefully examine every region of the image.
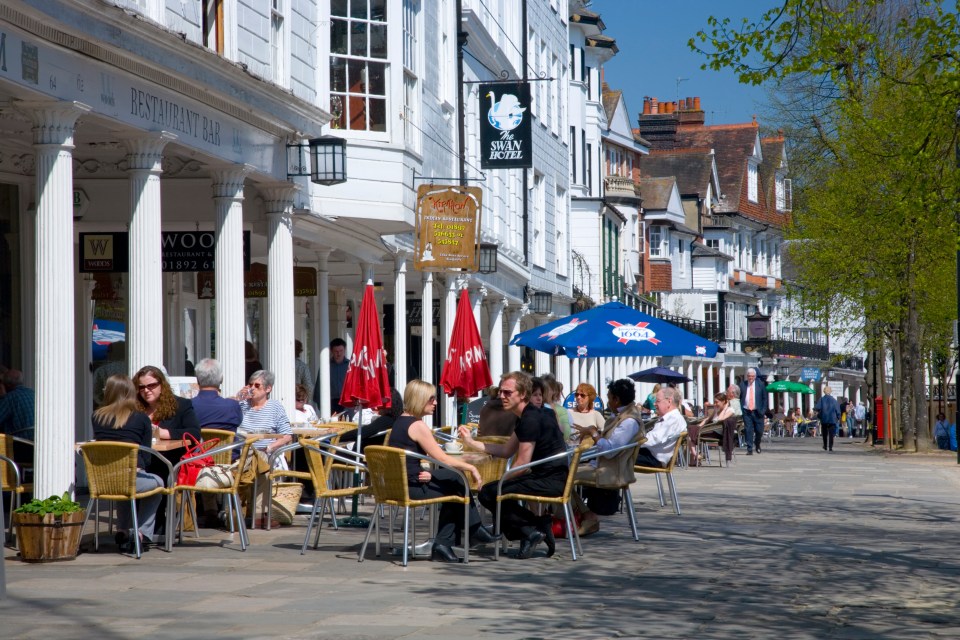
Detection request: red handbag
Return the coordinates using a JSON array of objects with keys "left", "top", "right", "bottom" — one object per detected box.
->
[
  {"left": 176, "top": 434, "right": 219, "bottom": 486},
  {"left": 551, "top": 512, "right": 583, "bottom": 538}
]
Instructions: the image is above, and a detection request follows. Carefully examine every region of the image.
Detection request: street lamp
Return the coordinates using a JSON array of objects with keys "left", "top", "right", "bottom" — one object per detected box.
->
[
  {"left": 287, "top": 136, "right": 348, "bottom": 185},
  {"left": 478, "top": 242, "right": 498, "bottom": 274}
]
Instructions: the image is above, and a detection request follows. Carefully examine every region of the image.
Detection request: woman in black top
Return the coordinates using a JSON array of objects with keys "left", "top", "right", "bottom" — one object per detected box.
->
[
  {"left": 389, "top": 380, "right": 498, "bottom": 562},
  {"left": 92, "top": 375, "right": 165, "bottom": 550}
]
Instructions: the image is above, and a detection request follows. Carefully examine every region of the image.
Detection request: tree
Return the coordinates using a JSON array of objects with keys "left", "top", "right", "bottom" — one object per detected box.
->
[{"left": 691, "top": 0, "right": 960, "bottom": 450}]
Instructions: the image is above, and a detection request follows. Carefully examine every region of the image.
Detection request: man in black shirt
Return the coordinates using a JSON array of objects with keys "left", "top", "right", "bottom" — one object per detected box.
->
[{"left": 460, "top": 371, "right": 568, "bottom": 559}]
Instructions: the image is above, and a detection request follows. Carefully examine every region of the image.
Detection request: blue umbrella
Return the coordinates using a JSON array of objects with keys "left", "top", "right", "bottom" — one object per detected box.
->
[
  {"left": 628, "top": 366, "right": 692, "bottom": 384},
  {"left": 509, "top": 301, "right": 720, "bottom": 359}
]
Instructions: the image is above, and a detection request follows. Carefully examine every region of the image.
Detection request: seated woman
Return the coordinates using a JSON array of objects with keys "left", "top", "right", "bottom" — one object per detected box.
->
[
  {"left": 293, "top": 384, "right": 318, "bottom": 424},
  {"left": 92, "top": 374, "right": 164, "bottom": 551},
  {"left": 134, "top": 365, "right": 201, "bottom": 442},
  {"left": 696, "top": 392, "right": 737, "bottom": 462},
  {"left": 389, "top": 379, "right": 498, "bottom": 562},
  {"left": 569, "top": 383, "right": 605, "bottom": 442}
]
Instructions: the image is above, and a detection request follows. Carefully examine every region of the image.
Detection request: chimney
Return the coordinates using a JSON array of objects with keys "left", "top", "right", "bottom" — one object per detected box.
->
[
  {"left": 677, "top": 96, "right": 706, "bottom": 128},
  {"left": 685, "top": 97, "right": 693, "bottom": 111},
  {"left": 693, "top": 96, "right": 701, "bottom": 111},
  {"left": 643, "top": 97, "right": 651, "bottom": 115},
  {"left": 650, "top": 97, "right": 659, "bottom": 114}
]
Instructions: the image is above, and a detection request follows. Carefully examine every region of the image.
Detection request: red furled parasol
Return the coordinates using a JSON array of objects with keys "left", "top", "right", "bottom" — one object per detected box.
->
[
  {"left": 338, "top": 281, "right": 391, "bottom": 525},
  {"left": 440, "top": 289, "right": 493, "bottom": 421}
]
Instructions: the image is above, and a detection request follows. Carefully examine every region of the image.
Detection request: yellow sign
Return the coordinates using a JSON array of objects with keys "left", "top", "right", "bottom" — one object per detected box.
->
[{"left": 414, "top": 185, "right": 483, "bottom": 272}]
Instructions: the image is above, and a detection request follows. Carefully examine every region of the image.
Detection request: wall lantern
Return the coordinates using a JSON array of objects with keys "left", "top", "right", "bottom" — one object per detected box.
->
[
  {"left": 524, "top": 285, "right": 553, "bottom": 315},
  {"left": 478, "top": 242, "right": 498, "bottom": 274},
  {"left": 286, "top": 136, "right": 347, "bottom": 185}
]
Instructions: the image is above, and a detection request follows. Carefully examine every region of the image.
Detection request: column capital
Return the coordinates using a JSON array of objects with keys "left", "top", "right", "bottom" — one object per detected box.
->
[
  {"left": 210, "top": 164, "right": 254, "bottom": 199},
  {"left": 316, "top": 249, "right": 332, "bottom": 270},
  {"left": 488, "top": 296, "right": 509, "bottom": 312},
  {"left": 471, "top": 285, "right": 488, "bottom": 303},
  {"left": 394, "top": 250, "right": 408, "bottom": 270},
  {"left": 261, "top": 182, "right": 300, "bottom": 214},
  {"left": 16, "top": 100, "right": 91, "bottom": 146},
  {"left": 123, "top": 132, "right": 177, "bottom": 172}
]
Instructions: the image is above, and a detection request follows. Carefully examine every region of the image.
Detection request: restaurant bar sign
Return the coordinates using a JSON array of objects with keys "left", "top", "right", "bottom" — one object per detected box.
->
[
  {"left": 479, "top": 81, "right": 532, "bottom": 169},
  {"left": 79, "top": 232, "right": 251, "bottom": 273},
  {"left": 196, "top": 263, "right": 317, "bottom": 299},
  {"left": 414, "top": 185, "right": 483, "bottom": 272}
]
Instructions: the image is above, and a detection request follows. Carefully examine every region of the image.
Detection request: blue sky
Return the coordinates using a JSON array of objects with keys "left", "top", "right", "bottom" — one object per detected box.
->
[{"left": 592, "top": 0, "right": 773, "bottom": 127}]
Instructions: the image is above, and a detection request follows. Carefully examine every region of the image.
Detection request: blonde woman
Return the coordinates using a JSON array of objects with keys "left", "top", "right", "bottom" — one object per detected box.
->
[
  {"left": 389, "top": 379, "right": 499, "bottom": 562},
  {"left": 92, "top": 375, "right": 164, "bottom": 551}
]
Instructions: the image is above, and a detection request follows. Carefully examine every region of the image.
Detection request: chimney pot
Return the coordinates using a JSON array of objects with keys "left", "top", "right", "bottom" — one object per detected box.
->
[{"left": 693, "top": 96, "right": 701, "bottom": 110}]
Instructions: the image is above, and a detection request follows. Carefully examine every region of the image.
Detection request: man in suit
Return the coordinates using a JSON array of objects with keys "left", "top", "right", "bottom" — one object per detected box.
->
[{"left": 739, "top": 367, "right": 767, "bottom": 455}]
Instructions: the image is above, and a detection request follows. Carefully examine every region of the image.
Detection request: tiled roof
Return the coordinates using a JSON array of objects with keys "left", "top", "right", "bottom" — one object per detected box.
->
[
  {"left": 639, "top": 148, "right": 713, "bottom": 197},
  {"left": 692, "top": 242, "right": 733, "bottom": 260},
  {"left": 638, "top": 177, "right": 675, "bottom": 210},
  {"left": 674, "top": 123, "right": 758, "bottom": 215}
]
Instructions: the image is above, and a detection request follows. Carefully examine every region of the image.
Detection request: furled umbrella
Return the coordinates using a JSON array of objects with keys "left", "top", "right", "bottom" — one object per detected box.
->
[
  {"left": 440, "top": 288, "right": 493, "bottom": 424},
  {"left": 338, "top": 280, "right": 392, "bottom": 525}
]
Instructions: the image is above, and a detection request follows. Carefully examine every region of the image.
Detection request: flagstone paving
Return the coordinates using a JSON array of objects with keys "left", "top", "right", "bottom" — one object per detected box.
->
[{"left": 3, "top": 437, "right": 960, "bottom": 639}]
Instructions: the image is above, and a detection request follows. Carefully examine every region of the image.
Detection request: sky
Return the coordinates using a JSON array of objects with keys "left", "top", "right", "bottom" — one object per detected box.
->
[{"left": 592, "top": 0, "right": 773, "bottom": 127}]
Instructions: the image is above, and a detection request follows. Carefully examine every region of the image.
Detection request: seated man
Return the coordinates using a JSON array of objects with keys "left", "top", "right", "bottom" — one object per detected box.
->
[
  {"left": 571, "top": 378, "right": 645, "bottom": 536},
  {"left": 635, "top": 386, "right": 687, "bottom": 469},
  {"left": 0, "top": 369, "right": 36, "bottom": 464}
]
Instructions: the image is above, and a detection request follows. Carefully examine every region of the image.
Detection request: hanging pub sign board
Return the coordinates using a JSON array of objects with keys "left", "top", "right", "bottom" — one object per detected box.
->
[
  {"left": 414, "top": 184, "right": 483, "bottom": 272},
  {"left": 479, "top": 81, "right": 532, "bottom": 169}
]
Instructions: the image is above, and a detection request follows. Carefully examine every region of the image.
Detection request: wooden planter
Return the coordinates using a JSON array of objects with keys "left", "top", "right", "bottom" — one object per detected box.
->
[{"left": 14, "top": 511, "right": 86, "bottom": 563}]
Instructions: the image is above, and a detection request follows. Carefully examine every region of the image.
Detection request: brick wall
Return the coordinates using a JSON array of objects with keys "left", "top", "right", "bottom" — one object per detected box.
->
[{"left": 648, "top": 261, "right": 673, "bottom": 291}]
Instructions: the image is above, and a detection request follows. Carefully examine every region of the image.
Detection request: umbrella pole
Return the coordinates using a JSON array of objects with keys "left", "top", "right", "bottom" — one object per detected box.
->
[
  {"left": 338, "top": 400, "right": 370, "bottom": 528},
  {"left": 459, "top": 397, "right": 468, "bottom": 425}
]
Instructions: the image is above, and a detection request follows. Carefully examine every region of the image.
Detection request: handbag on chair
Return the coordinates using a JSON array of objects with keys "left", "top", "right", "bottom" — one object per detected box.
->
[{"left": 176, "top": 434, "right": 219, "bottom": 486}]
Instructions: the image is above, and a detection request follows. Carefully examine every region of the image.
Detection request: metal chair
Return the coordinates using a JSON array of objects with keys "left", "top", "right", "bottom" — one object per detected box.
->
[
  {"left": 300, "top": 440, "right": 370, "bottom": 554},
  {"left": 492, "top": 443, "right": 589, "bottom": 561},
  {"left": 1, "top": 434, "right": 32, "bottom": 546},
  {"left": 634, "top": 432, "right": 687, "bottom": 516},
  {"left": 77, "top": 442, "right": 172, "bottom": 559},
  {"left": 264, "top": 430, "right": 342, "bottom": 531},
  {"left": 359, "top": 445, "right": 471, "bottom": 566},
  {"left": 575, "top": 439, "right": 645, "bottom": 541}
]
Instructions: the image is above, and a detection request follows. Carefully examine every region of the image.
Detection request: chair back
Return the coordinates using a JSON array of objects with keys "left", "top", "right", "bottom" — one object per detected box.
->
[
  {"left": 301, "top": 437, "right": 335, "bottom": 490},
  {"left": 79, "top": 442, "right": 140, "bottom": 500},
  {"left": 201, "top": 429, "right": 240, "bottom": 466},
  {"left": 363, "top": 445, "right": 410, "bottom": 507},
  {"left": 381, "top": 429, "right": 392, "bottom": 446},
  {"left": 558, "top": 443, "right": 590, "bottom": 499},
  {"left": 662, "top": 432, "right": 688, "bottom": 472},
  {"left": 0, "top": 434, "right": 20, "bottom": 491}
]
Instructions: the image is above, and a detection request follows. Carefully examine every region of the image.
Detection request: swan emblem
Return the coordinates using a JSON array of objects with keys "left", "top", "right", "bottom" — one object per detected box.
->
[{"left": 486, "top": 91, "right": 526, "bottom": 131}]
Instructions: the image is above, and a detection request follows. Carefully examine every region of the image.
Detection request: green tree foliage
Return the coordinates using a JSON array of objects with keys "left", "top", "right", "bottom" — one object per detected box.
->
[{"left": 691, "top": 1, "right": 960, "bottom": 449}]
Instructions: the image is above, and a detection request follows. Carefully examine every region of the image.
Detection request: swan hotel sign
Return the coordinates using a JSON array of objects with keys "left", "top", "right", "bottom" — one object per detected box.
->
[{"left": 479, "top": 82, "right": 532, "bottom": 170}]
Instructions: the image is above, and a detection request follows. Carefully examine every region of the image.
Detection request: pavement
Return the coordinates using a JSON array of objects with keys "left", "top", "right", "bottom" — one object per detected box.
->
[{"left": 3, "top": 436, "right": 960, "bottom": 640}]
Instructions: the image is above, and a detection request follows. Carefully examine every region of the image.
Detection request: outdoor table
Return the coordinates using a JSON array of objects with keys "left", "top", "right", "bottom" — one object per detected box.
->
[
  {"left": 459, "top": 451, "right": 499, "bottom": 490},
  {"left": 152, "top": 438, "right": 186, "bottom": 453},
  {"left": 291, "top": 426, "right": 339, "bottom": 438}
]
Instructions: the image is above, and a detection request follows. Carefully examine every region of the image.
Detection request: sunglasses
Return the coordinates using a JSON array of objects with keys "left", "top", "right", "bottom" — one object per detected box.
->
[
  {"left": 575, "top": 392, "right": 587, "bottom": 398},
  {"left": 137, "top": 382, "right": 161, "bottom": 392},
  {"left": 498, "top": 389, "right": 515, "bottom": 397},
  {"left": 250, "top": 382, "right": 265, "bottom": 389}
]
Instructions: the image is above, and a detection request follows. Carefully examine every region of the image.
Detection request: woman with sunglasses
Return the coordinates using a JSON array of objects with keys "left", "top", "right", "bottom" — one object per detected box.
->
[
  {"left": 569, "top": 383, "right": 604, "bottom": 442},
  {"left": 133, "top": 365, "right": 201, "bottom": 441},
  {"left": 389, "top": 379, "right": 498, "bottom": 562}
]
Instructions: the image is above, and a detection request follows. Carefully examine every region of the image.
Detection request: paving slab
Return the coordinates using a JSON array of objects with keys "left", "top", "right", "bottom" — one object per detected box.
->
[{"left": 3, "top": 437, "right": 960, "bottom": 639}]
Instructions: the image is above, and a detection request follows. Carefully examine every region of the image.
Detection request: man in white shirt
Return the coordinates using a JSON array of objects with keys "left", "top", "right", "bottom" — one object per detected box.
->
[{"left": 635, "top": 386, "right": 687, "bottom": 468}]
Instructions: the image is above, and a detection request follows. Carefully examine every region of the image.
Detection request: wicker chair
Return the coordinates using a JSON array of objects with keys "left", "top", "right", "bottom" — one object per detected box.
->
[
  {"left": 696, "top": 421, "right": 726, "bottom": 467},
  {"left": 358, "top": 445, "right": 472, "bottom": 566},
  {"left": 77, "top": 442, "right": 172, "bottom": 558},
  {"left": 574, "top": 438, "right": 646, "bottom": 541},
  {"left": 1, "top": 434, "right": 32, "bottom": 546},
  {"left": 634, "top": 432, "right": 687, "bottom": 516},
  {"left": 170, "top": 437, "right": 256, "bottom": 551},
  {"left": 300, "top": 440, "right": 370, "bottom": 554},
  {"left": 492, "top": 443, "right": 589, "bottom": 561},
  {"left": 263, "top": 431, "right": 342, "bottom": 531}
]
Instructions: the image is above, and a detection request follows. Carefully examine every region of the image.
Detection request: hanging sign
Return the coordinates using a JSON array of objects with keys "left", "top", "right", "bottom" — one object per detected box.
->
[
  {"left": 479, "top": 81, "right": 532, "bottom": 169},
  {"left": 197, "top": 263, "right": 317, "bottom": 299},
  {"left": 414, "top": 185, "right": 483, "bottom": 272}
]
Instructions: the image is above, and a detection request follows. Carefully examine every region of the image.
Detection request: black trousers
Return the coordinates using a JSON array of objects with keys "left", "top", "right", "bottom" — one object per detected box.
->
[
  {"left": 743, "top": 409, "right": 764, "bottom": 451},
  {"left": 478, "top": 468, "right": 566, "bottom": 541},
  {"left": 635, "top": 447, "right": 663, "bottom": 469},
  {"left": 408, "top": 468, "right": 481, "bottom": 546},
  {"left": 821, "top": 423, "right": 836, "bottom": 451}
]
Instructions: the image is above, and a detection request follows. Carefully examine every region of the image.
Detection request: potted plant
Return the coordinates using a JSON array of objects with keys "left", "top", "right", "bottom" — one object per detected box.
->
[{"left": 13, "top": 492, "right": 86, "bottom": 563}]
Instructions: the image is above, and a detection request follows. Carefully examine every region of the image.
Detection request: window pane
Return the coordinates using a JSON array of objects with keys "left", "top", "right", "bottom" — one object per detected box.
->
[
  {"left": 347, "top": 60, "right": 366, "bottom": 93},
  {"left": 369, "top": 98, "right": 386, "bottom": 132},
  {"left": 331, "top": 0, "right": 348, "bottom": 17},
  {"left": 368, "top": 62, "right": 386, "bottom": 95},
  {"left": 370, "top": 0, "right": 386, "bottom": 21},
  {"left": 351, "top": 21, "right": 368, "bottom": 56},
  {"left": 331, "top": 19, "right": 347, "bottom": 54},
  {"left": 330, "top": 95, "right": 346, "bottom": 129},
  {"left": 370, "top": 24, "right": 387, "bottom": 58},
  {"left": 350, "top": 0, "right": 367, "bottom": 19},
  {"left": 348, "top": 95, "right": 367, "bottom": 130},
  {"left": 330, "top": 58, "right": 346, "bottom": 92}
]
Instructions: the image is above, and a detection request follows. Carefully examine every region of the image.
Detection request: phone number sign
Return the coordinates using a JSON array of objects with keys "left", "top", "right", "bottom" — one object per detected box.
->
[{"left": 79, "top": 231, "right": 251, "bottom": 273}]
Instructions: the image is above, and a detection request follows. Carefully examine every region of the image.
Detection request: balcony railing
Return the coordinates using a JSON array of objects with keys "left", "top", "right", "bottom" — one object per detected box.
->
[
  {"left": 770, "top": 339, "right": 830, "bottom": 361},
  {"left": 658, "top": 311, "right": 722, "bottom": 342},
  {"left": 604, "top": 175, "right": 641, "bottom": 198}
]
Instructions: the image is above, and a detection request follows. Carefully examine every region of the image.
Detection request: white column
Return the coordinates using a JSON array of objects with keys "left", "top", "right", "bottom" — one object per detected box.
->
[
  {"left": 393, "top": 253, "right": 408, "bottom": 392},
  {"left": 264, "top": 184, "right": 297, "bottom": 416},
  {"left": 164, "top": 274, "right": 184, "bottom": 375},
  {"left": 316, "top": 251, "right": 331, "bottom": 419},
  {"left": 506, "top": 305, "right": 527, "bottom": 372},
  {"left": 125, "top": 132, "right": 176, "bottom": 375},
  {"left": 717, "top": 366, "right": 725, "bottom": 397},
  {"left": 470, "top": 284, "right": 487, "bottom": 333},
  {"left": 728, "top": 367, "right": 737, "bottom": 389},
  {"left": 534, "top": 318, "right": 550, "bottom": 376},
  {"left": 707, "top": 362, "right": 715, "bottom": 403},
  {"left": 211, "top": 166, "right": 251, "bottom": 395},
  {"left": 685, "top": 360, "right": 695, "bottom": 401},
  {"left": 27, "top": 101, "right": 89, "bottom": 498},
  {"left": 442, "top": 276, "right": 458, "bottom": 424},
  {"left": 488, "top": 296, "right": 507, "bottom": 381},
  {"left": 421, "top": 273, "right": 434, "bottom": 427}
]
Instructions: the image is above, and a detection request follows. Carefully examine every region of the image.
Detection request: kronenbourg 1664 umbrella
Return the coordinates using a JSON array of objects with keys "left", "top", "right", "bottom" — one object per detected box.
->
[
  {"left": 338, "top": 280, "right": 391, "bottom": 524},
  {"left": 766, "top": 380, "right": 814, "bottom": 394},
  {"left": 628, "top": 366, "right": 692, "bottom": 384},
  {"left": 509, "top": 301, "right": 720, "bottom": 359},
  {"left": 440, "top": 289, "right": 493, "bottom": 422}
]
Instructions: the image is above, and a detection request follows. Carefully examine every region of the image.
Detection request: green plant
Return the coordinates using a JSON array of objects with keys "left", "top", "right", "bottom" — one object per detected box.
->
[{"left": 14, "top": 492, "right": 84, "bottom": 517}]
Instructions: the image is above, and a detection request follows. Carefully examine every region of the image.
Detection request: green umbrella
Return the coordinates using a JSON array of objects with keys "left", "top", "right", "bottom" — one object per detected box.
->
[{"left": 766, "top": 380, "right": 814, "bottom": 394}]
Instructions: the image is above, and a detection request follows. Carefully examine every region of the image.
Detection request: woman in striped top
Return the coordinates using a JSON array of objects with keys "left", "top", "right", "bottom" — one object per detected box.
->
[{"left": 238, "top": 369, "right": 293, "bottom": 457}]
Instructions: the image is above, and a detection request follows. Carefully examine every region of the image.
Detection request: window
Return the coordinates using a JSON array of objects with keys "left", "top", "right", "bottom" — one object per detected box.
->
[
  {"left": 678, "top": 239, "right": 685, "bottom": 276},
  {"left": 585, "top": 66, "right": 592, "bottom": 100},
  {"left": 570, "top": 126, "right": 577, "bottom": 183},
  {"left": 202, "top": 0, "right": 224, "bottom": 53},
  {"left": 706, "top": 238, "right": 720, "bottom": 250},
  {"left": 556, "top": 187, "right": 567, "bottom": 276},
  {"left": 271, "top": 0, "right": 285, "bottom": 85},
  {"left": 586, "top": 143, "right": 593, "bottom": 195},
  {"left": 438, "top": 0, "right": 452, "bottom": 105},
  {"left": 330, "top": 0, "right": 388, "bottom": 131},
  {"left": 533, "top": 173, "right": 546, "bottom": 267},
  {"left": 550, "top": 54, "right": 559, "bottom": 134},
  {"left": 649, "top": 226, "right": 662, "bottom": 257},
  {"left": 403, "top": 73, "right": 419, "bottom": 151},
  {"left": 704, "top": 302, "right": 718, "bottom": 324},
  {"left": 776, "top": 176, "right": 792, "bottom": 211},
  {"left": 747, "top": 162, "right": 758, "bottom": 202},
  {"left": 581, "top": 130, "right": 587, "bottom": 187}
]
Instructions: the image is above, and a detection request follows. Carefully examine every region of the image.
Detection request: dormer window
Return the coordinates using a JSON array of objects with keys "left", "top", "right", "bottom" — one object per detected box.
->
[{"left": 747, "top": 162, "right": 758, "bottom": 202}]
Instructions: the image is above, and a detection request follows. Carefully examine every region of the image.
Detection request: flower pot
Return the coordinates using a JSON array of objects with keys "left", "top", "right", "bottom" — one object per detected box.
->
[{"left": 14, "top": 511, "right": 86, "bottom": 563}]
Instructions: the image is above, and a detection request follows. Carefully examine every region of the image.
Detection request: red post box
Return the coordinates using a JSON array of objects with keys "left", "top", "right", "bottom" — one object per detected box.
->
[{"left": 874, "top": 396, "right": 885, "bottom": 441}]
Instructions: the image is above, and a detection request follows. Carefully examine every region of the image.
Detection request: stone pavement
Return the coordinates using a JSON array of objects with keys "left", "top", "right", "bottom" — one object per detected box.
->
[{"left": 3, "top": 436, "right": 960, "bottom": 639}]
